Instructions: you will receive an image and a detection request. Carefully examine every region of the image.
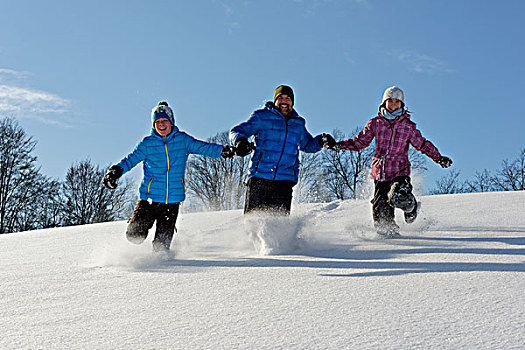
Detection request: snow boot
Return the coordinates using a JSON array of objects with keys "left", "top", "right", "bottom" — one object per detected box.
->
[
  {"left": 388, "top": 177, "right": 415, "bottom": 210},
  {"left": 375, "top": 222, "right": 400, "bottom": 238},
  {"left": 389, "top": 189, "right": 415, "bottom": 212},
  {"left": 404, "top": 200, "right": 419, "bottom": 224},
  {"left": 152, "top": 239, "right": 170, "bottom": 253}
]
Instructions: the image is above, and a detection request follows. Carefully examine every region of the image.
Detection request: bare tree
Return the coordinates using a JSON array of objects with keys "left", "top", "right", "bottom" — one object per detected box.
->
[
  {"left": 62, "top": 159, "right": 134, "bottom": 226},
  {"left": 295, "top": 151, "right": 330, "bottom": 203},
  {"left": 430, "top": 168, "right": 464, "bottom": 195},
  {"left": 0, "top": 117, "right": 53, "bottom": 233},
  {"left": 322, "top": 128, "right": 374, "bottom": 200},
  {"left": 492, "top": 148, "right": 525, "bottom": 191},
  {"left": 12, "top": 176, "right": 62, "bottom": 232},
  {"left": 464, "top": 169, "right": 495, "bottom": 193},
  {"left": 185, "top": 131, "right": 249, "bottom": 211}
]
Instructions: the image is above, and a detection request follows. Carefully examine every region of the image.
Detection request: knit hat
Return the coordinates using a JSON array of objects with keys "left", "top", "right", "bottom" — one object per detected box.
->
[
  {"left": 381, "top": 86, "right": 404, "bottom": 105},
  {"left": 273, "top": 85, "right": 294, "bottom": 105},
  {"left": 151, "top": 101, "right": 175, "bottom": 126}
]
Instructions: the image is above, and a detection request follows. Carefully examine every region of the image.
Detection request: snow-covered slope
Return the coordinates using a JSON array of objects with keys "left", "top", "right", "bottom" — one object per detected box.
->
[{"left": 1, "top": 191, "right": 524, "bottom": 349}]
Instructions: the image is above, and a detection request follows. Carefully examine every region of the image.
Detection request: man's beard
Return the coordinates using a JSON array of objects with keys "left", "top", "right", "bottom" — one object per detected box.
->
[{"left": 278, "top": 103, "right": 291, "bottom": 115}]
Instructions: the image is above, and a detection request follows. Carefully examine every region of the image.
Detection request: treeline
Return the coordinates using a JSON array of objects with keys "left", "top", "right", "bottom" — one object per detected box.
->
[
  {"left": 1, "top": 116, "right": 523, "bottom": 234},
  {"left": 0, "top": 117, "right": 135, "bottom": 234},
  {"left": 430, "top": 149, "right": 525, "bottom": 194}
]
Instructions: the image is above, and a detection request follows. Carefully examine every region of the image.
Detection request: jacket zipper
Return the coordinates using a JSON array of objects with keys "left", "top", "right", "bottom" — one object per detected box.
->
[
  {"left": 254, "top": 152, "right": 262, "bottom": 172},
  {"left": 382, "top": 120, "right": 395, "bottom": 181},
  {"left": 147, "top": 177, "right": 154, "bottom": 193},
  {"left": 164, "top": 137, "right": 170, "bottom": 204},
  {"left": 273, "top": 118, "right": 289, "bottom": 180}
]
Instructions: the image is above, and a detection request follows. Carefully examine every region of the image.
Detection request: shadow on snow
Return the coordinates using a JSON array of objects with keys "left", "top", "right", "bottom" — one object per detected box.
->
[{"left": 131, "top": 233, "right": 525, "bottom": 277}]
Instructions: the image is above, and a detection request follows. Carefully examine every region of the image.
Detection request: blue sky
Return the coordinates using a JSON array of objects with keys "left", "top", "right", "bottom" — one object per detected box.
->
[{"left": 1, "top": 0, "right": 524, "bottom": 191}]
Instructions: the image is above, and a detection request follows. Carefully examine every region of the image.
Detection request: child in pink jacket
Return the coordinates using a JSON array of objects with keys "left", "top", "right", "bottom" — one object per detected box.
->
[{"left": 333, "top": 86, "right": 452, "bottom": 237}]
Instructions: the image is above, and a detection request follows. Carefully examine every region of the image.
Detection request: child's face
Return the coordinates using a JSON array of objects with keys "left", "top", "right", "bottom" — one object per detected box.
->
[
  {"left": 385, "top": 98, "right": 402, "bottom": 113},
  {"left": 154, "top": 118, "right": 173, "bottom": 137}
]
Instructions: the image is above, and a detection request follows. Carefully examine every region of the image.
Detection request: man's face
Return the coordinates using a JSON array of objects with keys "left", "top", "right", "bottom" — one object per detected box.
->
[
  {"left": 275, "top": 94, "right": 293, "bottom": 116},
  {"left": 154, "top": 118, "right": 173, "bottom": 136}
]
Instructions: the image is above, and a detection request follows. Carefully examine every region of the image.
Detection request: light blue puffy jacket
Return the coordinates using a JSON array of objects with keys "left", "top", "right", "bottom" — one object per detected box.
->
[
  {"left": 117, "top": 125, "right": 222, "bottom": 203},
  {"left": 230, "top": 102, "right": 322, "bottom": 183}
]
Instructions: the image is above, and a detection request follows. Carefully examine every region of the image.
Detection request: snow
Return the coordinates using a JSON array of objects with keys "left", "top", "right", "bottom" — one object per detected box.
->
[{"left": 1, "top": 191, "right": 524, "bottom": 349}]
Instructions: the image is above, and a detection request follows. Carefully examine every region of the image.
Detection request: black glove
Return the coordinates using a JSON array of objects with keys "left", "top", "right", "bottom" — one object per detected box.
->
[
  {"left": 235, "top": 137, "right": 253, "bottom": 157},
  {"left": 318, "top": 133, "right": 337, "bottom": 150},
  {"left": 102, "top": 165, "right": 123, "bottom": 189},
  {"left": 221, "top": 145, "right": 235, "bottom": 159},
  {"left": 436, "top": 156, "right": 453, "bottom": 168}
]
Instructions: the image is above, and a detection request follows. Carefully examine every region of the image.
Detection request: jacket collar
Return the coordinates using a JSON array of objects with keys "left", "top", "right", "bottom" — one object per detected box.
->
[
  {"left": 151, "top": 124, "right": 180, "bottom": 139},
  {"left": 378, "top": 110, "right": 410, "bottom": 123}
]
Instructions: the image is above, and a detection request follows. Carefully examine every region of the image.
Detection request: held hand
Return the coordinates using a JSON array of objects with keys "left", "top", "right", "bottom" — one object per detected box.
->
[
  {"left": 436, "top": 156, "right": 453, "bottom": 168},
  {"left": 221, "top": 145, "right": 235, "bottom": 159},
  {"left": 102, "top": 165, "right": 123, "bottom": 189},
  {"left": 319, "top": 133, "right": 337, "bottom": 150},
  {"left": 235, "top": 137, "right": 254, "bottom": 157}
]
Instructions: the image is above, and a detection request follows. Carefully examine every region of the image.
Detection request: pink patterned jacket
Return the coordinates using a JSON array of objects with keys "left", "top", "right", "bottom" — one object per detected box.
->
[{"left": 339, "top": 112, "right": 442, "bottom": 182}]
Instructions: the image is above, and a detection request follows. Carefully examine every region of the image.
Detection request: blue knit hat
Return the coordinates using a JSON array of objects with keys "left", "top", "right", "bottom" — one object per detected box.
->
[{"left": 151, "top": 101, "right": 175, "bottom": 126}]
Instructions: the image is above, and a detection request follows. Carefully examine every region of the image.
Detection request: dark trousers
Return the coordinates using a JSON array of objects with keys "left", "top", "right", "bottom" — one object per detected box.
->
[
  {"left": 126, "top": 200, "right": 180, "bottom": 251},
  {"left": 244, "top": 177, "right": 295, "bottom": 215},
  {"left": 371, "top": 175, "right": 415, "bottom": 227}
]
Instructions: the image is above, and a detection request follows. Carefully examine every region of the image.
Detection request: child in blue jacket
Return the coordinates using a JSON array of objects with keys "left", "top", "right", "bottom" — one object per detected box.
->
[{"left": 102, "top": 101, "right": 234, "bottom": 252}]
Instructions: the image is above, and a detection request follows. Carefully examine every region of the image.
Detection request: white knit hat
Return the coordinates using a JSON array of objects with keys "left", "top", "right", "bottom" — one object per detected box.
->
[{"left": 381, "top": 86, "right": 404, "bottom": 105}]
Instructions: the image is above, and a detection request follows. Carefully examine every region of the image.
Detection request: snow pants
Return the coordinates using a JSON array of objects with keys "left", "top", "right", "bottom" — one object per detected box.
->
[
  {"left": 126, "top": 200, "right": 180, "bottom": 251},
  {"left": 244, "top": 177, "right": 295, "bottom": 215},
  {"left": 372, "top": 175, "right": 416, "bottom": 230}
]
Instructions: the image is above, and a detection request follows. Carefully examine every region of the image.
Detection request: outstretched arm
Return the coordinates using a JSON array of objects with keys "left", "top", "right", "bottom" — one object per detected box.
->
[
  {"left": 299, "top": 128, "right": 323, "bottom": 153},
  {"left": 409, "top": 128, "right": 452, "bottom": 168},
  {"left": 338, "top": 120, "right": 375, "bottom": 151},
  {"left": 103, "top": 140, "right": 147, "bottom": 189},
  {"left": 409, "top": 128, "right": 442, "bottom": 161},
  {"left": 186, "top": 134, "right": 223, "bottom": 159},
  {"left": 116, "top": 140, "right": 147, "bottom": 174},
  {"left": 229, "top": 112, "right": 260, "bottom": 145}
]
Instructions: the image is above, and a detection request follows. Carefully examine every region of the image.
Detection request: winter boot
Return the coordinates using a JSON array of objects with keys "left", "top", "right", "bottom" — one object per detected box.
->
[
  {"left": 126, "top": 221, "right": 149, "bottom": 244},
  {"left": 404, "top": 200, "right": 419, "bottom": 224},
  {"left": 389, "top": 177, "right": 417, "bottom": 226},
  {"left": 152, "top": 239, "right": 170, "bottom": 253},
  {"left": 390, "top": 192, "right": 415, "bottom": 212},
  {"left": 375, "top": 221, "right": 400, "bottom": 238}
]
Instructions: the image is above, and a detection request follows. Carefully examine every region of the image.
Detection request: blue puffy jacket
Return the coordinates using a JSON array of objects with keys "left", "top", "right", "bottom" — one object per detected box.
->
[
  {"left": 117, "top": 125, "right": 223, "bottom": 203},
  {"left": 230, "top": 102, "right": 322, "bottom": 183}
]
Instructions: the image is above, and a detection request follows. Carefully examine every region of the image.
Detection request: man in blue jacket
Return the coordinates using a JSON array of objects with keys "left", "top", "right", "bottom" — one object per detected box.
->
[
  {"left": 102, "top": 101, "right": 235, "bottom": 252},
  {"left": 230, "top": 85, "right": 335, "bottom": 214}
]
